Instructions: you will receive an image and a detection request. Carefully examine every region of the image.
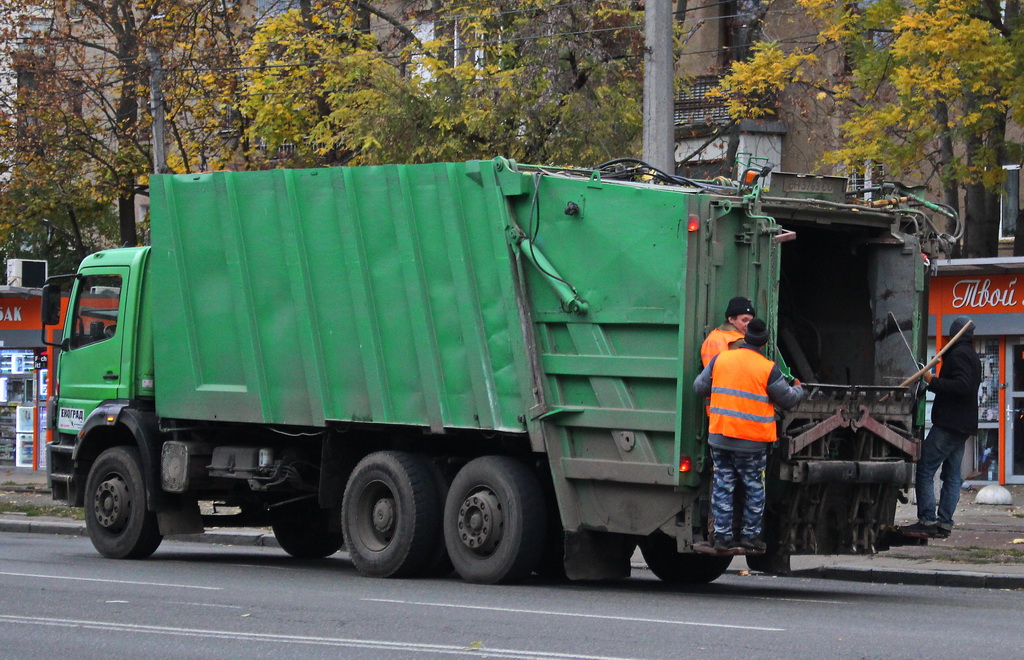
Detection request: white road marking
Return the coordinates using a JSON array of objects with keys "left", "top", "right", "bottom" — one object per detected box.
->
[
  {"left": 166, "top": 601, "right": 245, "bottom": 610},
  {"left": 0, "top": 571, "right": 221, "bottom": 590},
  {"left": 362, "top": 598, "right": 785, "bottom": 632},
  {"left": 0, "top": 614, "right": 641, "bottom": 659}
]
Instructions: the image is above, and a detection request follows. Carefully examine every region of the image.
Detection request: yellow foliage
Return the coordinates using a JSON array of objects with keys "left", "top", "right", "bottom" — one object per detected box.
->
[{"left": 713, "top": 43, "right": 817, "bottom": 119}]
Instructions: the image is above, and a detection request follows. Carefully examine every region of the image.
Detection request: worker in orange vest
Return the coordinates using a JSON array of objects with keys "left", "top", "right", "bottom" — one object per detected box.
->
[
  {"left": 700, "top": 296, "right": 755, "bottom": 367},
  {"left": 693, "top": 318, "right": 804, "bottom": 552}
]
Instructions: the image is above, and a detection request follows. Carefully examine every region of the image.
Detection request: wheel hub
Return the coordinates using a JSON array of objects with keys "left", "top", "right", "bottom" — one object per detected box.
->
[
  {"left": 457, "top": 489, "right": 503, "bottom": 554},
  {"left": 94, "top": 477, "right": 129, "bottom": 531},
  {"left": 372, "top": 497, "right": 396, "bottom": 537}
]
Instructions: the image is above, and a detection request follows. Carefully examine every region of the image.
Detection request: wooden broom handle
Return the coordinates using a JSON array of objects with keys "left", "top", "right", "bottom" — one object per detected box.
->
[{"left": 896, "top": 320, "right": 974, "bottom": 388}]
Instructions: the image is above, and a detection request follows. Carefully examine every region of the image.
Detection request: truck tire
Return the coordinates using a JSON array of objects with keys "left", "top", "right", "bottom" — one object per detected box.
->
[
  {"left": 639, "top": 533, "right": 731, "bottom": 584},
  {"left": 271, "top": 501, "right": 344, "bottom": 559},
  {"left": 444, "top": 456, "right": 546, "bottom": 584},
  {"left": 342, "top": 451, "right": 441, "bottom": 578},
  {"left": 84, "top": 446, "right": 163, "bottom": 559}
]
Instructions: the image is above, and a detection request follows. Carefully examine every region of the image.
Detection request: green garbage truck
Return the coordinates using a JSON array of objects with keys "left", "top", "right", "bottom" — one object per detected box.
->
[{"left": 42, "top": 158, "right": 952, "bottom": 584}]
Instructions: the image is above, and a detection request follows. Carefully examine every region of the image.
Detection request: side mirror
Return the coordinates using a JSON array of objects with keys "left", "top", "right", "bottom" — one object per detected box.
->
[{"left": 42, "top": 283, "right": 62, "bottom": 326}]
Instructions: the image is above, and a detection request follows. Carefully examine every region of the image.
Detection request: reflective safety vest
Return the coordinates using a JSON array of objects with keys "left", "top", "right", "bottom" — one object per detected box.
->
[
  {"left": 701, "top": 327, "right": 745, "bottom": 367},
  {"left": 708, "top": 348, "right": 777, "bottom": 443}
]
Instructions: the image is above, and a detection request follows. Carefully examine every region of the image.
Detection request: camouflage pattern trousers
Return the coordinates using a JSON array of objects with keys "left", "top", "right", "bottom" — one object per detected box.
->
[{"left": 709, "top": 446, "right": 768, "bottom": 540}]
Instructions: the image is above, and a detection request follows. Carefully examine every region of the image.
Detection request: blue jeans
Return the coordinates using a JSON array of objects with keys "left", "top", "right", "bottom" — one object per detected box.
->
[
  {"left": 710, "top": 446, "right": 767, "bottom": 539},
  {"left": 915, "top": 425, "right": 970, "bottom": 529}
]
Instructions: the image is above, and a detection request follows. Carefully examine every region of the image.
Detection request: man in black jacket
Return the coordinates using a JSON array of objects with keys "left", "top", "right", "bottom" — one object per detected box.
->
[{"left": 902, "top": 316, "right": 983, "bottom": 539}]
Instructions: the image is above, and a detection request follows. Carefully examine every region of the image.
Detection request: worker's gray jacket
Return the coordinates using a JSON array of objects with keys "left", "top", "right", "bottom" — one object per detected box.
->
[{"left": 693, "top": 344, "right": 805, "bottom": 452}]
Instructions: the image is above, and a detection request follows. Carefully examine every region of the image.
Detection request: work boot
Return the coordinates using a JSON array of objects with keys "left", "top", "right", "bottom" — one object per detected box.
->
[
  {"left": 712, "top": 536, "right": 733, "bottom": 552},
  {"left": 900, "top": 522, "right": 939, "bottom": 538},
  {"left": 739, "top": 536, "right": 766, "bottom": 553}
]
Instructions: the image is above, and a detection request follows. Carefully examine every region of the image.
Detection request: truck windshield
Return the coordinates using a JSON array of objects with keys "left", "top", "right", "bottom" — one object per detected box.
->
[{"left": 69, "top": 275, "right": 122, "bottom": 349}]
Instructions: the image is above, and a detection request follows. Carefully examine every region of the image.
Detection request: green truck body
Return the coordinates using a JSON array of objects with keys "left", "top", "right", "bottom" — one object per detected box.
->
[{"left": 45, "top": 158, "right": 939, "bottom": 583}]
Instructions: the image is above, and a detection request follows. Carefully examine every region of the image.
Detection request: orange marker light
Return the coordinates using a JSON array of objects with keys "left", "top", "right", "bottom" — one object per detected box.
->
[
  {"left": 679, "top": 456, "right": 692, "bottom": 472},
  {"left": 687, "top": 215, "right": 700, "bottom": 232}
]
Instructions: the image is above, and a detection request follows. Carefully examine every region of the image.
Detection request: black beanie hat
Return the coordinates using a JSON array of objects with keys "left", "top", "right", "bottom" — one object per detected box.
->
[
  {"left": 744, "top": 318, "right": 769, "bottom": 347},
  {"left": 725, "top": 296, "right": 755, "bottom": 319},
  {"left": 949, "top": 316, "right": 974, "bottom": 340}
]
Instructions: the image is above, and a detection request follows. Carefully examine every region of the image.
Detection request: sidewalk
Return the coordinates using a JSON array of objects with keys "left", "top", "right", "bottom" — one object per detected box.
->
[{"left": 4, "top": 466, "right": 1024, "bottom": 589}]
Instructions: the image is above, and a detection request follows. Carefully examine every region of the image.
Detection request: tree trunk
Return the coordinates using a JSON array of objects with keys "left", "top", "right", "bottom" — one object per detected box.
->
[
  {"left": 935, "top": 102, "right": 959, "bottom": 220},
  {"left": 961, "top": 118, "right": 1004, "bottom": 257},
  {"left": 119, "top": 195, "right": 137, "bottom": 247}
]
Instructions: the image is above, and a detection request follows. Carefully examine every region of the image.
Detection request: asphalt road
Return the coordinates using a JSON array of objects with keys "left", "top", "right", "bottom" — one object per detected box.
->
[{"left": 2, "top": 532, "right": 1023, "bottom": 659}]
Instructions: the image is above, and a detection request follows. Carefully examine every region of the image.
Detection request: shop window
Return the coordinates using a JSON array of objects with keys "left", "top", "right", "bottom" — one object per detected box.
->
[
  {"left": 0, "top": 350, "right": 38, "bottom": 467},
  {"left": 978, "top": 338, "right": 1000, "bottom": 423},
  {"left": 975, "top": 428, "right": 1000, "bottom": 481},
  {"left": 973, "top": 339, "right": 1001, "bottom": 480}
]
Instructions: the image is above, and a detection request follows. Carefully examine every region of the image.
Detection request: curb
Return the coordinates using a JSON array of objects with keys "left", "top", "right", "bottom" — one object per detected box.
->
[
  {"left": 789, "top": 566, "right": 1024, "bottom": 590},
  {"left": 0, "top": 515, "right": 281, "bottom": 549},
  {"left": 0, "top": 517, "right": 88, "bottom": 537}
]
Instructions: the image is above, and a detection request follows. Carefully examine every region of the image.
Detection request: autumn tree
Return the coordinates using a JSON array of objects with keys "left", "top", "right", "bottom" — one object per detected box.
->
[
  {"left": 0, "top": 2, "right": 122, "bottom": 272},
  {"left": 1, "top": 0, "right": 650, "bottom": 268},
  {"left": 714, "top": 0, "right": 1024, "bottom": 257},
  {"left": 0, "top": 0, "right": 193, "bottom": 262},
  {"left": 234, "top": 0, "right": 646, "bottom": 167}
]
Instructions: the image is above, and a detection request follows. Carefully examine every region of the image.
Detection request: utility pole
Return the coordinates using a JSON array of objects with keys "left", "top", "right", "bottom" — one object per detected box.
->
[
  {"left": 148, "top": 46, "right": 168, "bottom": 174},
  {"left": 643, "top": 0, "right": 674, "bottom": 173}
]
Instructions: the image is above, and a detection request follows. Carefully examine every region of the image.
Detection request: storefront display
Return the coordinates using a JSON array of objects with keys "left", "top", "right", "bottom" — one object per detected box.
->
[
  {"left": 0, "top": 354, "right": 37, "bottom": 468},
  {"left": 0, "top": 286, "right": 56, "bottom": 470},
  {"left": 929, "top": 257, "right": 1024, "bottom": 484}
]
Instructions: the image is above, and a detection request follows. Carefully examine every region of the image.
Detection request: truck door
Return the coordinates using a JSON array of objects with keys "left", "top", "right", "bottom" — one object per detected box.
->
[{"left": 55, "top": 269, "right": 128, "bottom": 434}]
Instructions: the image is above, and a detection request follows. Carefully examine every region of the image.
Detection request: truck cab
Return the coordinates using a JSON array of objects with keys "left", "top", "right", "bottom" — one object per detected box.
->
[{"left": 44, "top": 247, "right": 154, "bottom": 507}]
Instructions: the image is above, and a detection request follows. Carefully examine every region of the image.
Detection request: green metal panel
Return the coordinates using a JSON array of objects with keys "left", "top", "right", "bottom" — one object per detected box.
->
[
  {"left": 148, "top": 159, "right": 779, "bottom": 538},
  {"left": 149, "top": 161, "right": 531, "bottom": 431},
  {"left": 506, "top": 175, "right": 778, "bottom": 535}
]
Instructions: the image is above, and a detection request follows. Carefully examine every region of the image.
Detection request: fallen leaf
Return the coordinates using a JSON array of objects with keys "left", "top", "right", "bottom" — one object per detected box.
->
[{"left": 1011, "top": 539, "right": 1024, "bottom": 544}]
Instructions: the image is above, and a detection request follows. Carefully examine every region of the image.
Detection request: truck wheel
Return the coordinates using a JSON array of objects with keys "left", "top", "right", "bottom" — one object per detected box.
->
[
  {"left": 84, "top": 446, "right": 163, "bottom": 559},
  {"left": 342, "top": 451, "right": 441, "bottom": 578},
  {"left": 444, "top": 456, "right": 546, "bottom": 584},
  {"left": 271, "top": 501, "right": 344, "bottom": 559},
  {"left": 639, "top": 533, "right": 731, "bottom": 584}
]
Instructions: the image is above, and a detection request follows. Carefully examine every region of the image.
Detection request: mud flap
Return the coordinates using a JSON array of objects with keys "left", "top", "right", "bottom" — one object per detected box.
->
[
  {"left": 156, "top": 499, "right": 203, "bottom": 535},
  {"left": 563, "top": 530, "right": 635, "bottom": 580}
]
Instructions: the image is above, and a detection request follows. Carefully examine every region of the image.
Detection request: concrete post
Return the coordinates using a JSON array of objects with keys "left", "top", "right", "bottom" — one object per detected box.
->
[{"left": 643, "top": 0, "right": 674, "bottom": 173}]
